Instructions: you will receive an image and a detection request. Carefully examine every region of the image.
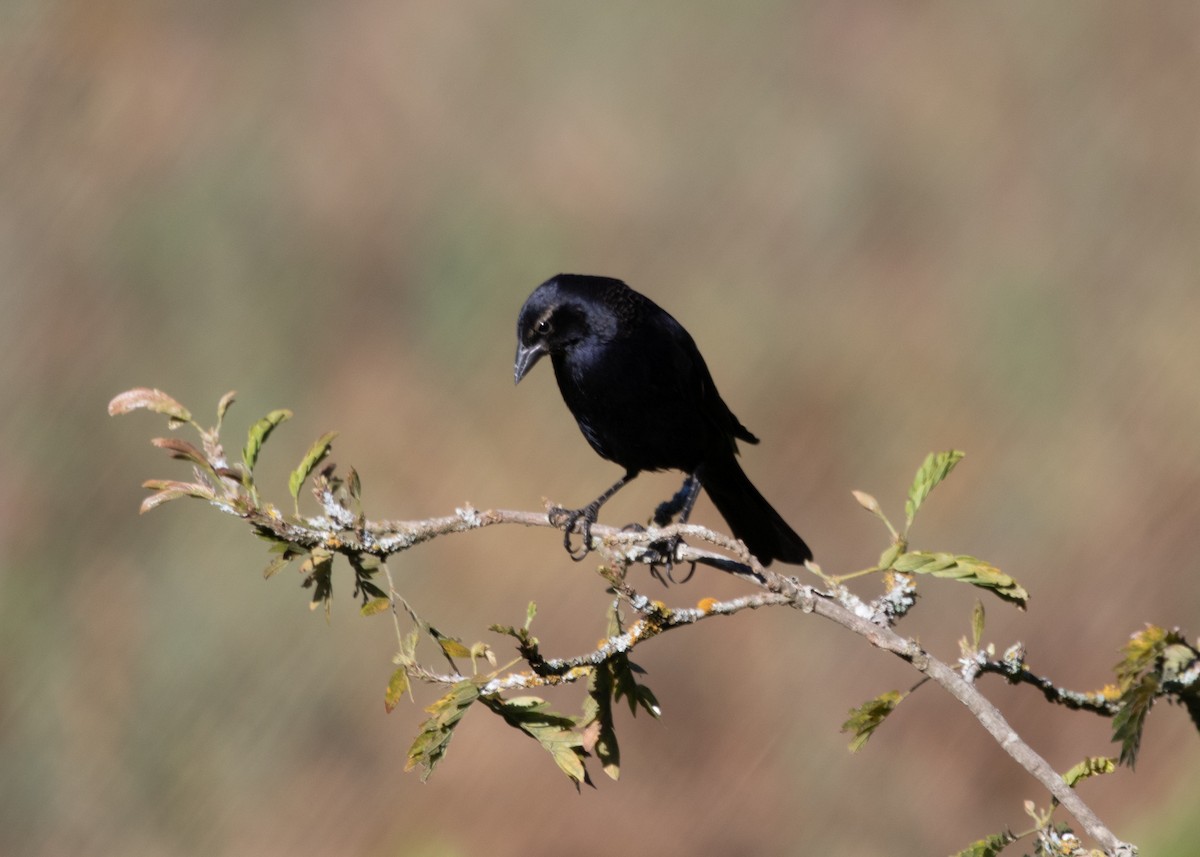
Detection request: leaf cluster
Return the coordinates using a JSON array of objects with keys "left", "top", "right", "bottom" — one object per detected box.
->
[
  {"left": 1111, "top": 625, "right": 1200, "bottom": 768},
  {"left": 404, "top": 601, "right": 660, "bottom": 788},
  {"left": 112, "top": 389, "right": 1190, "bottom": 856}
]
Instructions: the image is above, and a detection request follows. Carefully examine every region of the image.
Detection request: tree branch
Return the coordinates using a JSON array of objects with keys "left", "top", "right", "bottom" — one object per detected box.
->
[{"left": 110, "top": 389, "right": 1151, "bottom": 856}]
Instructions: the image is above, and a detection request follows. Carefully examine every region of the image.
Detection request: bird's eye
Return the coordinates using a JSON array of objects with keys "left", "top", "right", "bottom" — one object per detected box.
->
[{"left": 536, "top": 319, "right": 551, "bottom": 334}]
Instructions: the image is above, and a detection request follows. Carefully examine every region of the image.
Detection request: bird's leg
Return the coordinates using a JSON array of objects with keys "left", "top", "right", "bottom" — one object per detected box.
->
[
  {"left": 647, "top": 474, "right": 701, "bottom": 582},
  {"left": 653, "top": 474, "right": 701, "bottom": 526},
  {"left": 549, "top": 471, "right": 637, "bottom": 561}
]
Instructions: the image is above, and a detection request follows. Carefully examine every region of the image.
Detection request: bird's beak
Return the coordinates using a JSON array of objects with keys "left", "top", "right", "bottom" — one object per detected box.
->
[{"left": 514, "top": 341, "right": 547, "bottom": 384}]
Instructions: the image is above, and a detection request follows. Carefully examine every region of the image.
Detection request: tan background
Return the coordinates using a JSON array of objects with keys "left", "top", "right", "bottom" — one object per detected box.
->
[{"left": 4, "top": 3, "right": 1199, "bottom": 855}]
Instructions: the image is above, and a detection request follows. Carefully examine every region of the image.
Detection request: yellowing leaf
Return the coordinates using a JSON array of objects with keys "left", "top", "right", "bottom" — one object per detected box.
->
[
  {"left": 384, "top": 667, "right": 409, "bottom": 713},
  {"left": 360, "top": 597, "right": 391, "bottom": 617}
]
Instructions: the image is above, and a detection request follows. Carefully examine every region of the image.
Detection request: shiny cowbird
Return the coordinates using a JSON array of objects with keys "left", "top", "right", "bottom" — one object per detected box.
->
[{"left": 514, "top": 274, "right": 811, "bottom": 567}]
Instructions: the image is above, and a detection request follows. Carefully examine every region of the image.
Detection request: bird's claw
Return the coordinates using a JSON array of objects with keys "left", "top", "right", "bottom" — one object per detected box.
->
[
  {"left": 549, "top": 505, "right": 598, "bottom": 561},
  {"left": 645, "top": 535, "right": 697, "bottom": 585}
]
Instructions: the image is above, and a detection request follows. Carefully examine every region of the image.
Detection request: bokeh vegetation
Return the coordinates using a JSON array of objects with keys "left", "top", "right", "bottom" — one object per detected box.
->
[{"left": 4, "top": 4, "right": 1200, "bottom": 855}]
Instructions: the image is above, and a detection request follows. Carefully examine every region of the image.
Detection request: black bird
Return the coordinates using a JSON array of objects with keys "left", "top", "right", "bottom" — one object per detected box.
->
[{"left": 514, "top": 273, "right": 811, "bottom": 567}]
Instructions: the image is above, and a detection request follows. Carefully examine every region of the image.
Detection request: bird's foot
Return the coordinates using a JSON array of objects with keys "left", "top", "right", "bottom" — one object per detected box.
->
[
  {"left": 646, "top": 535, "right": 697, "bottom": 585},
  {"left": 548, "top": 504, "right": 600, "bottom": 561}
]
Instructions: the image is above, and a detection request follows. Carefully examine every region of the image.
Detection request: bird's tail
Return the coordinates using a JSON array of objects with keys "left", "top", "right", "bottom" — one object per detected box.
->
[{"left": 698, "top": 454, "right": 812, "bottom": 566}]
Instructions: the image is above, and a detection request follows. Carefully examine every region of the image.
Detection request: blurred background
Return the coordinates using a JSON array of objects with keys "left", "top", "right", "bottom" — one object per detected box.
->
[{"left": 4, "top": 3, "right": 1200, "bottom": 855}]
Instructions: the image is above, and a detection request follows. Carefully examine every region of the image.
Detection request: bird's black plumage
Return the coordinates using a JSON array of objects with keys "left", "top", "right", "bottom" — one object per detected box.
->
[{"left": 514, "top": 273, "right": 811, "bottom": 567}]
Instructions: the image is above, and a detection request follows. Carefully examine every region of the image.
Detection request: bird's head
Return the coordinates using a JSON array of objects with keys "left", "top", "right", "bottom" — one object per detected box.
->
[{"left": 514, "top": 275, "right": 612, "bottom": 384}]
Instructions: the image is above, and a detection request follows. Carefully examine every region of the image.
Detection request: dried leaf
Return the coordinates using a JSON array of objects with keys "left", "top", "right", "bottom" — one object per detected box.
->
[
  {"left": 150, "top": 437, "right": 209, "bottom": 468},
  {"left": 138, "top": 480, "right": 215, "bottom": 513},
  {"left": 108, "top": 388, "right": 192, "bottom": 422},
  {"left": 216, "top": 390, "right": 237, "bottom": 425}
]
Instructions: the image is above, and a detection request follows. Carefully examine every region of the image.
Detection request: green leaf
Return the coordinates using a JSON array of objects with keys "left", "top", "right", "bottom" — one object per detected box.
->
[
  {"left": 262, "top": 544, "right": 305, "bottom": 579},
  {"left": 971, "top": 599, "right": 986, "bottom": 650},
  {"left": 525, "top": 601, "right": 538, "bottom": 631},
  {"left": 347, "top": 553, "right": 386, "bottom": 606},
  {"left": 841, "top": 690, "right": 904, "bottom": 752},
  {"left": 405, "top": 680, "right": 480, "bottom": 780},
  {"left": 581, "top": 663, "right": 621, "bottom": 780},
  {"left": 384, "top": 667, "right": 409, "bottom": 713},
  {"left": 483, "top": 695, "right": 591, "bottom": 788},
  {"left": 242, "top": 409, "right": 292, "bottom": 475},
  {"left": 878, "top": 542, "right": 903, "bottom": 570},
  {"left": 288, "top": 430, "right": 338, "bottom": 502},
  {"left": 1061, "top": 756, "right": 1115, "bottom": 788},
  {"left": 1181, "top": 685, "right": 1200, "bottom": 738},
  {"left": 604, "top": 599, "right": 626, "bottom": 639},
  {"left": 108, "top": 388, "right": 192, "bottom": 423},
  {"left": 1113, "top": 674, "right": 1158, "bottom": 769},
  {"left": 904, "top": 450, "right": 965, "bottom": 531},
  {"left": 891, "top": 551, "right": 1028, "bottom": 609},
  {"left": 1114, "top": 624, "right": 1183, "bottom": 688},
  {"left": 610, "top": 652, "right": 661, "bottom": 719},
  {"left": 950, "top": 830, "right": 1017, "bottom": 857},
  {"left": 299, "top": 551, "right": 334, "bottom": 619}
]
